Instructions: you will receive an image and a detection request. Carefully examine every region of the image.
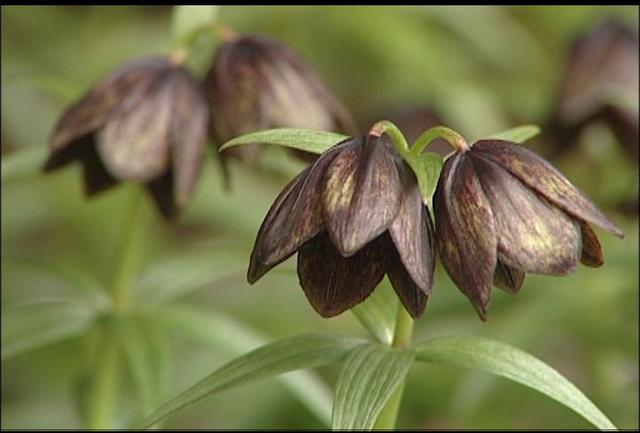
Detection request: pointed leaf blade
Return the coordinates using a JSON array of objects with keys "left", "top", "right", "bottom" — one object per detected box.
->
[
  {"left": 142, "top": 333, "right": 365, "bottom": 428},
  {"left": 219, "top": 128, "right": 348, "bottom": 155},
  {"left": 415, "top": 336, "right": 616, "bottom": 430},
  {"left": 332, "top": 343, "right": 415, "bottom": 430},
  {"left": 145, "top": 305, "right": 334, "bottom": 424},
  {"left": 2, "top": 301, "right": 96, "bottom": 359},
  {"left": 403, "top": 151, "right": 443, "bottom": 203},
  {"left": 486, "top": 124, "right": 541, "bottom": 143}
]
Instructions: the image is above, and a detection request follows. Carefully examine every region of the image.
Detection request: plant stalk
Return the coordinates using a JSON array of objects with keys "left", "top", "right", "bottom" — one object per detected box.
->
[
  {"left": 369, "top": 120, "right": 410, "bottom": 154},
  {"left": 373, "top": 304, "right": 414, "bottom": 429},
  {"left": 412, "top": 125, "right": 469, "bottom": 155},
  {"left": 87, "top": 188, "right": 146, "bottom": 429}
]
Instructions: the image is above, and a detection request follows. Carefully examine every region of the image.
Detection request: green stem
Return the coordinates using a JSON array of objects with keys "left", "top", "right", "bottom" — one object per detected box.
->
[
  {"left": 87, "top": 188, "right": 146, "bottom": 429},
  {"left": 87, "top": 330, "right": 121, "bottom": 429},
  {"left": 373, "top": 304, "right": 414, "bottom": 430},
  {"left": 412, "top": 126, "right": 469, "bottom": 155},
  {"left": 369, "top": 120, "right": 410, "bottom": 154},
  {"left": 111, "top": 189, "right": 146, "bottom": 310}
]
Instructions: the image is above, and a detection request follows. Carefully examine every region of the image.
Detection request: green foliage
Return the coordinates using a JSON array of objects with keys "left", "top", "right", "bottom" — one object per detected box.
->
[
  {"left": 402, "top": 151, "right": 443, "bottom": 203},
  {"left": 142, "top": 334, "right": 366, "bottom": 428},
  {"left": 332, "top": 344, "right": 415, "bottom": 430},
  {"left": 486, "top": 124, "right": 541, "bottom": 143},
  {"left": 2, "top": 5, "right": 637, "bottom": 431},
  {"left": 1, "top": 301, "right": 97, "bottom": 360},
  {"left": 220, "top": 128, "right": 348, "bottom": 155},
  {"left": 416, "top": 336, "right": 617, "bottom": 430}
]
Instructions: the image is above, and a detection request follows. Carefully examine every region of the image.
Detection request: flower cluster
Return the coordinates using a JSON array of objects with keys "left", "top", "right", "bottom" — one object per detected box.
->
[
  {"left": 250, "top": 128, "right": 624, "bottom": 320},
  {"left": 44, "top": 33, "right": 355, "bottom": 218},
  {"left": 248, "top": 133, "right": 435, "bottom": 318}
]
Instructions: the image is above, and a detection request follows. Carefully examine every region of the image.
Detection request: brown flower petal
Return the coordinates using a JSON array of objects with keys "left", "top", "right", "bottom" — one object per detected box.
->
[
  {"left": 473, "top": 140, "right": 624, "bottom": 238},
  {"left": 248, "top": 144, "right": 344, "bottom": 284},
  {"left": 433, "top": 153, "right": 497, "bottom": 320},
  {"left": 146, "top": 171, "right": 176, "bottom": 220},
  {"left": 471, "top": 154, "right": 582, "bottom": 276},
  {"left": 385, "top": 235, "right": 428, "bottom": 318},
  {"left": 297, "top": 231, "right": 386, "bottom": 317},
  {"left": 80, "top": 139, "right": 118, "bottom": 196},
  {"left": 96, "top": 79, "right": 173, "bottom": 181},
  {"left": 388, "top": 161, "right": 435, "bottom": 294},
  {"left": 169, "top": 69, "right": 209, "bottom": 207},
  {"left": 50, "top": 57, "right": 168, "bottom": 152},
  {"left": 493, "top": 261, "right": 525, "bottom": 294},
  {"left": 322, "top": 136, "right": 401, "bottom": 256},
  {"left": 580, "top": 222, "right": 604, "bottom": 267}
]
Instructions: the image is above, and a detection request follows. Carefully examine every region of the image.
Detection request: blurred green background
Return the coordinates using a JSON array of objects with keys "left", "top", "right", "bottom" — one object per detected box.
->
[{"left": 2, "top": 5, "right": 638, "bottom": 430}]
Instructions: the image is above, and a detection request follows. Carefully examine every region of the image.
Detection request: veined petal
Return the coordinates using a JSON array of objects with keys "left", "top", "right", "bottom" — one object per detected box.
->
[
  {"left": 471, "top": 154, "right": 581, "bottom": 276},
  {"left": 433, "top": 153, "right": 497, "bottom": 320},
  {"left": 247, "top": 144, "right": 344, "bottom": 284},
  {"left": 473, "top": 140, "right": 623, "bottom": 238},
  {"left": 50, "top": 57, "right": 169, "bottom": 152},
  {"left": 322, "top": 136, "right": 401, "bottom": 257},
  {"left": 97, "top": 77, "right": 174, "bottom": 181},
  {"left": 388, "top": 161, "right": 435, "bottom": 295},
  {"left": 297, "top": 231, "right": 386, "bottom": 317},
  {"left": 385, "top": 235, "right": 428, "bottom": 318}
]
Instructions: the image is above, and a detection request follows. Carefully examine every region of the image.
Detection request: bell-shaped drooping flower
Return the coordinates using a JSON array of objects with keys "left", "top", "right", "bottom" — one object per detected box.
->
[
  {"left": 248, "top": 133, "right": 435, "bottom": 318},
  {"left": 204, "top": 32, "right": 357, "bottom": 168},
  {"left": 433, "top": 139, "right": 624, "bottom": 320},
  {"left": 550, "top": 18, "right": 639, "bottom": 160},
  {"left": 43, "top": 55, "right": 209, "bottom": 219}
]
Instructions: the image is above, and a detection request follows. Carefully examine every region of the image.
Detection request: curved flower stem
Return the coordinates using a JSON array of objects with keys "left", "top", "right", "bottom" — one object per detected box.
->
[
  {"left": 87, "top": 188, "right": 146, "bottom": 429},
  {"left": 412, "top": 126, "right": 469, "bottom": 155},
  {"left": 369, "top": 120, "right": 410, "bottom": 154},
  {"left": 373, "top": 304, "right": 414, "bottom": 429}
]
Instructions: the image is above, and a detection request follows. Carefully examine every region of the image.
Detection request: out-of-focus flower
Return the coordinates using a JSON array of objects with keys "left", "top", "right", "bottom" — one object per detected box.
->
[
  {"left": 205, "top": 32, "right": 357, "bottom": 170},
  {"left": 549, "top": 18, "right": 639, "bottom": 161},
  {"left": 248, "top": 133, "right": 435, "bottom": 318},
  {"left": 434, "top": 139, "right": 624, "bottom": 320},
  {"left": 43, "top": 55, "right": 209, "bottom": 219}
]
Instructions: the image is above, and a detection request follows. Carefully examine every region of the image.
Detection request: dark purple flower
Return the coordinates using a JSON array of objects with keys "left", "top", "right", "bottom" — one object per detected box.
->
[
  {"left": 433, "top": 139, "right": 624, "bottom": 320},
  {"left": 43, "top": 56, "right": 208, "bottom": 219},
  {"left": 248, "top": 134, "right": 435, "bottom": 318},
  {"left": 204, "top": 33, "right": 357, "bottom": 169},
  {"left": 550, "top": 18, "right": 639, "bottom": 161}
]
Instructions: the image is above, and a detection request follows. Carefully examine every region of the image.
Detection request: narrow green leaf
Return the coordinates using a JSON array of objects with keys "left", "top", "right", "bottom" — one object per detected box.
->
[
  {"left": 332, "top": 343, "right": 415, "bottom": 430},
  {"left": 3, "top": 255, "right": 109, "bottom": 306},
  {"left": 415, "top": 336, "right": 617, "bottom": 430},
  {"left": 2, "top": 301, "right": 96, "bottom": 359},
  {"left": 2, "top": 145, "right": 48, "bottom": 183},
  {"left": 487, "top": 124, "right": 541, "bottom": 143},
  {"left": 219, "top": 128, "right": 348, "bottom": 155},
  {"left": 402, "top": 151, "right": 444, "bottom": 203},
  {"left": 141, "top": 319, "right": 172, "bottom": 406},
  {"left": 144, "top": 305, "right": 334, "bottom": 425},
  {"left": 351, "top": 281, "right": 398, "bottom": 345},
  {"left": 142, "top": 333, "right": 366, "bottom": 428},
  {"left": 134, "top": 246, "right": 248, "bottom": 303},
  {"left": 171, "top": 6, "right": 219, "bottom": 46}
]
